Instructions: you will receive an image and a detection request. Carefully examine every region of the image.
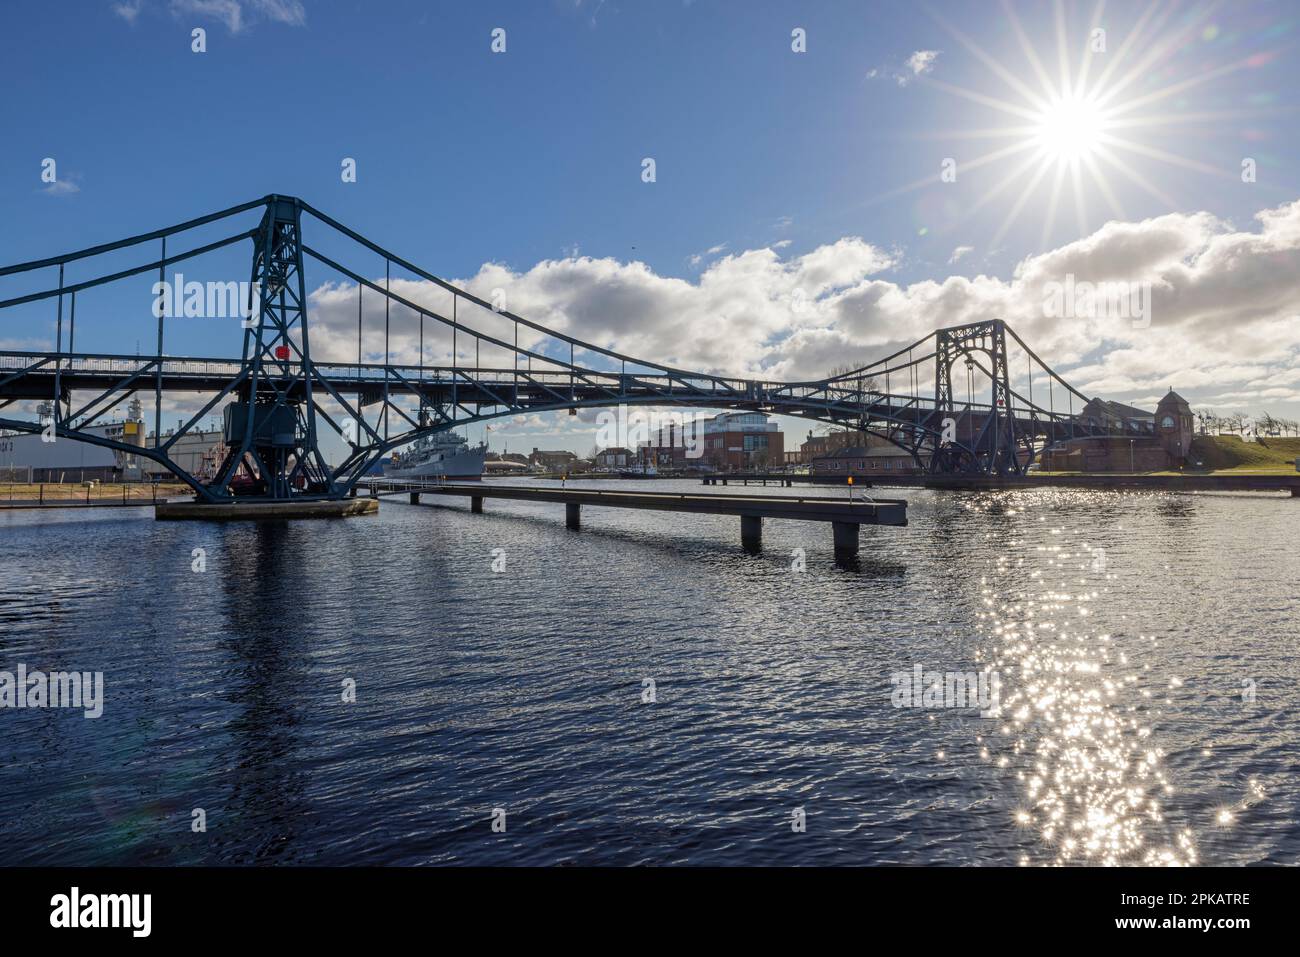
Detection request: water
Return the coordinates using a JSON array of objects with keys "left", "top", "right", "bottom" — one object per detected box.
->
[{"left": 0, "top": 481, "right": 1296, "bottom": 865}]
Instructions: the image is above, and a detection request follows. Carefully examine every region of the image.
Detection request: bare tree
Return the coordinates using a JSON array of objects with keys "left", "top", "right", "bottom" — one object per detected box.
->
[
  {"left": 1224, "top": 412, "right": 1249, "bottom": 437},
  {"left": 827, "top": 364, "right": 881, "bottom": 393}
]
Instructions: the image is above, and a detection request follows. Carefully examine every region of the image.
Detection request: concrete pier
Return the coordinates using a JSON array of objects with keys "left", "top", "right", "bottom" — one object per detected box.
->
[
  {"left": 832, "top": 520, "right": 859, "bottom": 555},
  {"left": 471, "top": 495, "right": 483, "bottom": 513},
  {"left": 156, "top": 497, "right": 379, "bottom": 520},
  {"left": 740, "top": 515, "right": 762, "bottom": 548},
  {"left": 566, "top": 502, "right": 581, "bottom": 529},
  {"left": 409, "top": 491, "right": 420, "bottom": 504}
]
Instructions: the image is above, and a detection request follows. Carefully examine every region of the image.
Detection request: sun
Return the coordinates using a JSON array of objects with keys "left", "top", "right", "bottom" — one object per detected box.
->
[
  {"left": 1033, "top": 93, "right": 1108, "bottom": 163},
  {"left": 871, "top": 1, "right": 1266, "bottom": 249}
]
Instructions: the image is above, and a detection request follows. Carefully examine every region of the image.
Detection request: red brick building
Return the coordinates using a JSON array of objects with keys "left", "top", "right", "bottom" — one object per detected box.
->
[
  {"left": 640, "top": 412, "right": 784, "bottom": 471},
  {"left": 810, "top": 444, "right": 924, "bottom": 477},
  {"left": 1040, "top": 390, "right": 1195, "bottom": 472},
  {"left": 797, "top": 429, "right": 873, "bottom": 464}
]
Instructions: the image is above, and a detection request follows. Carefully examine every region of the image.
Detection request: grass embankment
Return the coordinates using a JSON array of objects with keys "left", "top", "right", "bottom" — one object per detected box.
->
[
  {"left": 1035, "top": 435, "right": 1299, "bottom": 476},
  {"left": 0, "top": 482, "right": 190, "bottom": 502},
  {"left": 1183, "top": 435, "right": 1300, "bottom": 473}
]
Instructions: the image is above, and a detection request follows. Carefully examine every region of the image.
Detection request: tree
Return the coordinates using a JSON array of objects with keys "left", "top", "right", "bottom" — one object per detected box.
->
[
  {"left": 827, "top": 364, "right": 881, "bottom": 394},
  {"left": 1224, "top": 412, "right": 1249, "bottom": 437},
  {"left": 1256, "top": 412, "right": 1281, "bottom": 437}
]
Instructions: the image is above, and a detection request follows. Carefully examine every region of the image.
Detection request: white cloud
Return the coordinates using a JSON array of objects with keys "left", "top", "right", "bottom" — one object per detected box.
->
[
  {"left": 42, "top": 177, "right": 81, "bottom": 196},
  {"left": 949, "top": 245, "right": 973, "bottom": 264},
  {"left": 688, "top": 242, "right": 728, "bottom": 268},
  {"left": 302, "top": 197, "right": 1300, "bottom": 428},
  {"left": 112, "top": 0, "right": 145, "bottom": 24},
  {"left": 905, "top": 49, "right": 939, "bottom": 80},
  {"left": 170, "top": 0, "right": 245, "bottom": 32},
  {"left": 869, "top": 49, "right": 941, "bottom": 86},
  {"left": 117, "top": 1, "right": 306, "bottom": 34}
]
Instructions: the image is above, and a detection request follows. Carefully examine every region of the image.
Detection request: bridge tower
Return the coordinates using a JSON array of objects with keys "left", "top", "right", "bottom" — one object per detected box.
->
[
  {"left": 932, "top": 319, "right": 1024, "bottom": 476},
  {"left": 213, "top": 197, "right": 336, "bottom": 500}
]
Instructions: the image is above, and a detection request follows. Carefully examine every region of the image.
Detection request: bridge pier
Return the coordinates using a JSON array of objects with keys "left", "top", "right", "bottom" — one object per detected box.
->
[
  {"left": 566, "top": 502, "right": 581, "bottom": 529},
  {"left": 741, "top": 514, "right": 762, "bottom": 550},
  {"left": 409, "top": 491, "right": 420, "bottom": 504},
  {"left": 471, "top": 495, "right": 483, "bottom": 513},
  {"left": 832, "top": 520, "right": 860, "bottom": 557},
  {"left": 349, "top": 487, "right": 357, "bottom": 498}
]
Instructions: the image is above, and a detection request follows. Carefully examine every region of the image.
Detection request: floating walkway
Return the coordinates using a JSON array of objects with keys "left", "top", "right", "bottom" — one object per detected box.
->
[
  {"left": 155, "top": 498, "right": 379, "bottom": 520},
  {"left": 364, "top": 480, "right": 906, "bottom": 555},
  {"left": 699, "top": 473, "right": 855, "bottom": 487}
]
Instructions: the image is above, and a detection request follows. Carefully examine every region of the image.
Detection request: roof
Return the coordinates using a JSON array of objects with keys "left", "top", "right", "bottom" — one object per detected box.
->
[
  {"left": 1157, "top": 389, "right": 1192, "bottom": 412},
  {"left": 1084, "top": 397, "right": 1153, "bottom": 420}
]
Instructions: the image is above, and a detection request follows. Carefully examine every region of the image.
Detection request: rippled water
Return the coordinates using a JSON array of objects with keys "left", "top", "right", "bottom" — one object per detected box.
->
[{"left": 0, "top": 480, "right": 1296, "bottom": 865}]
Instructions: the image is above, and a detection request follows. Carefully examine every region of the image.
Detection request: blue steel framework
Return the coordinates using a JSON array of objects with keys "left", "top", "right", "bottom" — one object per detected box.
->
[{"left": 0, "top": 195, "right": 1115, "bottom": 502}]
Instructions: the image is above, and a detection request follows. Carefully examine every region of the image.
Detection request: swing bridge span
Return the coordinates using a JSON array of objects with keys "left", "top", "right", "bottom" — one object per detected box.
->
[{"left": 0, "top": 194, "right": 1124, "bottom": 505}]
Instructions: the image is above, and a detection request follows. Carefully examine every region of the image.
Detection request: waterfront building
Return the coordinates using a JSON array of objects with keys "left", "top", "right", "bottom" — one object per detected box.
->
[
  {"left": 593, "top": 446, "right": 632, "bottom": 468},
  {"left": 142, "top": 427, "right": 226, "bottom": 481},
  {"left": 1040, "top": 390, "right": 1196, "bottom": 471},
  {"left": 484, "top": 457, "right": 530, "bottom": 475},
  {"left": 799, "top": 428, "right": 873, "bottom": 463},
  {"left": 529, "top": 447, "right": 579, "bottom": 470},
  {"left": 640, "top": 411, "right": 784, "bottom": 472},
  {"left": 0, "top": 400, "right": 147, "bottom": 483},
  {"left": 811, "top": 444, "right": 924, "bottom": 476}
]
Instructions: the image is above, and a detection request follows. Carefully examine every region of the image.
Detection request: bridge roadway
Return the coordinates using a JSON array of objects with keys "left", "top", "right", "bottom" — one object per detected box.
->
[
  {"left": 0, "top": 351, "right": 1053, "bottom": 438},
  {"left": 361, "top": 478, "right": 908, "bottom": 556}
]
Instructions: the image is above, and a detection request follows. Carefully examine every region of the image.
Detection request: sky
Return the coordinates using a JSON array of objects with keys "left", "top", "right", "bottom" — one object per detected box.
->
[{"left": 1, "top": 0, "right": 1298, "bottom": 457}]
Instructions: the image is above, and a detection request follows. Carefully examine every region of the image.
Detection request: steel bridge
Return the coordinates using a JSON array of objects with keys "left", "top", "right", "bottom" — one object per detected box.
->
[{"left": 0, "top": 194, "right": 1121, "bottom": 503}]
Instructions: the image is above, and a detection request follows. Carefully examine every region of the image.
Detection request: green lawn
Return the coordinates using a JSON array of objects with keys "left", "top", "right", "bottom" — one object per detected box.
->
[
  {"left": 1185, "top": 435, "right": 1300, "bottom": 472},
  {"left": 1033, "top": 435, "right": 1299, "bottom": 476}
]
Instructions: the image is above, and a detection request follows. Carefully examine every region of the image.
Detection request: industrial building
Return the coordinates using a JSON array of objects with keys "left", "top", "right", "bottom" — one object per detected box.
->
[
  {"left": 0, "top": 401, "right": 147, "bottom": 483},
  {"left": 140, "top": 426, "right": 227, "bottom": 481}
]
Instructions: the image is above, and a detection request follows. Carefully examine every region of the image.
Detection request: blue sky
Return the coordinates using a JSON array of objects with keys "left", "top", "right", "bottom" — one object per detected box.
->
[{"left": 2, "top": 0, "right": 1299, "bottom": 454}]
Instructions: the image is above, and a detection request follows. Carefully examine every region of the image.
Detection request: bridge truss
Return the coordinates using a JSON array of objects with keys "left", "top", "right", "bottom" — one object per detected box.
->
[{"left": 0, "top": 194, "right": 1118, "bottom": 502}]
